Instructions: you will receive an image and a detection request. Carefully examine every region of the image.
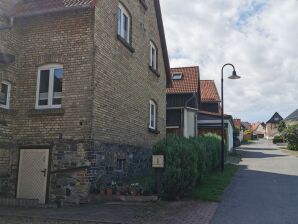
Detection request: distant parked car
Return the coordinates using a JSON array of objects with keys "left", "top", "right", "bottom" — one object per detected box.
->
[{"left": 233, "top": 137, "right": 241, "bottom": 147}]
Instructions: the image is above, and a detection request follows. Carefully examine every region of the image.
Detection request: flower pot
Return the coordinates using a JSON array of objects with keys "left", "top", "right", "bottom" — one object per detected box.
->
[{"left": 106, "top": 188, "right": 113, "bottom": 196}]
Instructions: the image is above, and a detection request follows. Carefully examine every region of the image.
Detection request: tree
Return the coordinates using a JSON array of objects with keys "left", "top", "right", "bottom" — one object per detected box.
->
[
  {"left": 278, "top": 121, "right": 287, "bottom": 133},
  {"left": 285, "top": 125, "right": 298, "bottom": 151}
]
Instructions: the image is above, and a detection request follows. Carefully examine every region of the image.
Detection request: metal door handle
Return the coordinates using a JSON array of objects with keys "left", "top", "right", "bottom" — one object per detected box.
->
[{"left": 41, "top": 169, "right": 47, "bottom": 177}]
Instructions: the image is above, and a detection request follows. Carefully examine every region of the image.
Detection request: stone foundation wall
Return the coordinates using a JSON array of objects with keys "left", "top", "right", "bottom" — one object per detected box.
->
[{"left": 0, "top": 139, "right": 151, "bottom": 204}]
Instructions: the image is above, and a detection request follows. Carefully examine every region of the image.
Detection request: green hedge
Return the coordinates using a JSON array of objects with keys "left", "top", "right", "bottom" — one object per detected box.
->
[
  {"left": 285, "top": 125, "right": 298, "bottom": 151},
  {"left": 153, "top": 134, "right": 224, "bottom": 200},
  {"left": 273, "top": 135, "right": 284, "bottom": 144}
]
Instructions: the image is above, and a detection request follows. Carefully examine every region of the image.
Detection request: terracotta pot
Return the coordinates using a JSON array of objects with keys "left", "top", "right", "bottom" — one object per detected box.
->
[{"left": 106, "top": 188, "right": 113, "bottom": 196}]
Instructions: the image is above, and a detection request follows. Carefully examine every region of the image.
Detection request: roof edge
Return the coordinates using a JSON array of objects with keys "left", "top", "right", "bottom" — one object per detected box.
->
[
  {"left": 154, "top": 0, "right": 171, "bottom": 88},
  {"left": 9, "top": 4, "right": 95, "bottom": 18}
]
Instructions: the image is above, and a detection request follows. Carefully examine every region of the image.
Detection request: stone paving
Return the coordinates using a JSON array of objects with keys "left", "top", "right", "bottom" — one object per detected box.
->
[{"left": 0, "top": 200, "right": 217, "bottom": 224}]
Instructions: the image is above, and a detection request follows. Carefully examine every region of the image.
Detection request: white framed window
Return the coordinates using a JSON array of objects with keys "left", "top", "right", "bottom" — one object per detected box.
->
[
  {"left": 172, "top": 72, "right": 183, "bottom": 80},
  {"left": 149, "top": 100, "right": 157, "bottom": 130},
  {"left": 36, "top": 64, "right": 64, "bottom": 109},
  {"left": 150, "top": 41, "right": 157, "bottom": 70},
  {"left": 0, "top": 81, "right": 11, "bottom": 109},
  {"left": 117, "top": 3, "right": 131, "bottom": 43}
]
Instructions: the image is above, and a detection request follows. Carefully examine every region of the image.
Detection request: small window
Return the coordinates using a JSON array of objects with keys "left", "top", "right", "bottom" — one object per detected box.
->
[
  {"left": 36, "top": 64, "right": 64, "bottom": 109},
  {"left": 172, "top": 72, "right": 183, "bottom": 80},
  {"left": 149, "top": 100, "right": 157, "bottom": 130},
  {"left": 117, "top": 159, "right": 126, "bottom": 170},
  {"left": 150, "top": 41, "right": 157, "bottom": 70},
  {"left": 0, "top": 81, "right": 11, "bottom": 109},
  {"left": 117, "top": 3, "right": 131, "bottom": 43}
]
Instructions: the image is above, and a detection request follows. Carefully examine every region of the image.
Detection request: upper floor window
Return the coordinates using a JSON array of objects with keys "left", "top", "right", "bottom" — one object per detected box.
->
[
  {"left": 36, "top": 64, "right": 64, "bottom": 109},
  {"left": 0, "top": 81, "right": 11, "bottom": 109},
  {"left": 117, "top": 3, "right": 131, "bottom": 43},
  {"left": 150, "top": 41, "right": 157, "bottom": 70},
  {"left": 149, "top": 100, "right": 157, "bottom": 130}
]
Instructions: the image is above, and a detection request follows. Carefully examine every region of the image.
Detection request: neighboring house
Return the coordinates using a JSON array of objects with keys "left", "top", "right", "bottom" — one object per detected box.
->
[
  {"left": 241, "top": 121, "right": 252, "bottom": 141},
  {"left": 233, "top": 119, "right": 243, "bottom": 142},
  {"left": 197, "top": 80, "right": 235, "bottom": 152},
  {"left": 0, "top": 0, "right": 170, "bottom": 204},
  {"left": 251, "top": 122, "right": 266, "bottom": 138},
  {"left": 166, "top": 66, "right": 199, "bottom": 138},
  {"left": 198, "top": 111, "right": 235, "bottom": 152},
  {"left": 200, "top": 80, "right": 221, "bottom": 113},
  {"left": 284, "top": 109, "right": 298, "bottom": 126},
  {"left": 265, "top": 112, "right": 283, "bottom": 139}
]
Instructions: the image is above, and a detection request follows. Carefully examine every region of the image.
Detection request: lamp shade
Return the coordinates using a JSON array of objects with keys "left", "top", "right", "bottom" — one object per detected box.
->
[{"left": 228, "top": 70, "right": 241, "bottom": 79}]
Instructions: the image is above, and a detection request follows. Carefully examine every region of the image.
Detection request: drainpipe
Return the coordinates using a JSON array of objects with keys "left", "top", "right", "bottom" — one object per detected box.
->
[{"left": 0, "top": 17, "right": 14, "bottom": 31}]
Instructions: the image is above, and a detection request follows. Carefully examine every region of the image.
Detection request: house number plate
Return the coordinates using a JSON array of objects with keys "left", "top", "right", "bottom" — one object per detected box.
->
[{"left": 152, "top": 155, "right": 164, "bottom": 168}]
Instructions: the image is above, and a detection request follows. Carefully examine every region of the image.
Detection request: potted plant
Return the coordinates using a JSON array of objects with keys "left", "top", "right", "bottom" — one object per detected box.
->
[{"left": 106, "top": 187, "right": 113, "bottom": 196}]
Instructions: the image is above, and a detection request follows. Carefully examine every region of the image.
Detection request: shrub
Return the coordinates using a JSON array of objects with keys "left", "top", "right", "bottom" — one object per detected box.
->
[
  {"left": 153, "top": 136, "right": 198, "bottom": 199},
  {"left": 152, "top": 134, "right": 222, "bottom": 200},
  {"left": 285, "top": 125, "right": 298, "bottom": 151},
  {"left": 273, "top": 135, "right": 283, "bottom": 144}
]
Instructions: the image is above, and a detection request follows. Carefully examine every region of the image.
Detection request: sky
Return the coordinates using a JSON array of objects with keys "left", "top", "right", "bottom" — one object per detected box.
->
[{"left": 160, "top": 0, "right": 298, "bottom": 123}]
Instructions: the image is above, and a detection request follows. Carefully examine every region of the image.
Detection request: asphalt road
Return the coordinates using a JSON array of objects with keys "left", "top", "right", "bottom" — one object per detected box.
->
[{"left": 211, "top": 139, "right": 298, "bottom": 224}]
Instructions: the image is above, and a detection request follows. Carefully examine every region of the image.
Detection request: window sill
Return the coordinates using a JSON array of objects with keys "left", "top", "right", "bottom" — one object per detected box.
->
[
  {"left": 0, "top": 107, "right": 16, "bottom": 115},
  {"left": 149, "top": 66, "right": 160, "bottom": 77},
  {"left": 117, "top": 35, "right": 135, "bottom": 53},
  {"left": 28, "top": 108, "right": 65, "bottom": 116},
  {"left": 148, "top": 128, "right": 160, "bottom": 135}
]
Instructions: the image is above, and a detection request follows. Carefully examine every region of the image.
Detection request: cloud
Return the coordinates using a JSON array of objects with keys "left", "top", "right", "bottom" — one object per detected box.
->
[{"left": 161, "top": 0, "right": 298, "bottom": 122}]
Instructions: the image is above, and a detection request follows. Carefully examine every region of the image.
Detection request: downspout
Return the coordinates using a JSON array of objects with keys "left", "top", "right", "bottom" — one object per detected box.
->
[{"left": 0, "top": 17, "right": 14, "bottom": 31}]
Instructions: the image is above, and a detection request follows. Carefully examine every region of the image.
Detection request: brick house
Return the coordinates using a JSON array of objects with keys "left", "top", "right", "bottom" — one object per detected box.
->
[
  {"left": 0, "top": 0, "right": 170, "bottom": 204},
  {"left": 265, "top": 112, "right": 283, "bottom": 139},
  {"left": 166, "top": 66, "right": 200, "bottom": 137}
]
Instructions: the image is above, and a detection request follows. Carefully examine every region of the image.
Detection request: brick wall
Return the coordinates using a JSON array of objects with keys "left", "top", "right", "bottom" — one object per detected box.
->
[
  {"left": 92, "top": 0, "right": 167, "bottom": 147},
  {"left": 11, "top": 10, "right": 94, "bottom": 140}
]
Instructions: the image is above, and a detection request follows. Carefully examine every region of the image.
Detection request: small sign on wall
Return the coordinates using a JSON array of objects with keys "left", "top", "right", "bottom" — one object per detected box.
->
[{"left": 152, "top": 155, "right": 164, "bottom": 168}]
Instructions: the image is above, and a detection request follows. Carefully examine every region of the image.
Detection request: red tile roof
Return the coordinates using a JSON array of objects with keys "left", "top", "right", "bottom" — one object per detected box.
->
[
  {"left": 200, "top": 80, "right": 220, "bottom": 102},
  {"left": 251, "top": 122, "right": 260, "bottom": 131},
  {"left": 9, "top": 0, "right": 97, "bottom": 18},
  {"left": 167, "top": 66, "right": 200, "bottom": 94}
]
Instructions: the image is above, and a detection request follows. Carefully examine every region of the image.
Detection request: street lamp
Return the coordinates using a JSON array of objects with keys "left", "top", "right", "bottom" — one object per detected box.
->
[{"left": 221, "top": 63, "right": 241, "bottom": 172}]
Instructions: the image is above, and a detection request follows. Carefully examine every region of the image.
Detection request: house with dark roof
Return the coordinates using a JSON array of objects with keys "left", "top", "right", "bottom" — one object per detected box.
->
[
  {"left": 0, "top": 0, "right": 170, "bottom": 205},
  {"left": 285, "top": 109, "right": 298, "bottom": 126},
  {"left": 166, "top": 66, "right": 200, "bottom": 137},
  {"left": 265, "top": 112, "right": 283, "bottom": 139}
]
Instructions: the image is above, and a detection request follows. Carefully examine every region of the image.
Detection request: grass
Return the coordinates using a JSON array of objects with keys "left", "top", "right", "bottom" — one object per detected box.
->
[{"left": 191, "top": 164, "right": 239, "bottom": 202}]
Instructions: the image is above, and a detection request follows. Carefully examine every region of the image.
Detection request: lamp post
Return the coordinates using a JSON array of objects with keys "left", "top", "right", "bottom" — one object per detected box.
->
[{"left": 221, "top": 63, "right": 241, "bottom": 172}]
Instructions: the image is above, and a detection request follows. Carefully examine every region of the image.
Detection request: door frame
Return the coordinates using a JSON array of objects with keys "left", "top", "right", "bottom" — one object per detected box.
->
[{"left": 16, "top": 145, "right": 52, "bottom": 204}]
